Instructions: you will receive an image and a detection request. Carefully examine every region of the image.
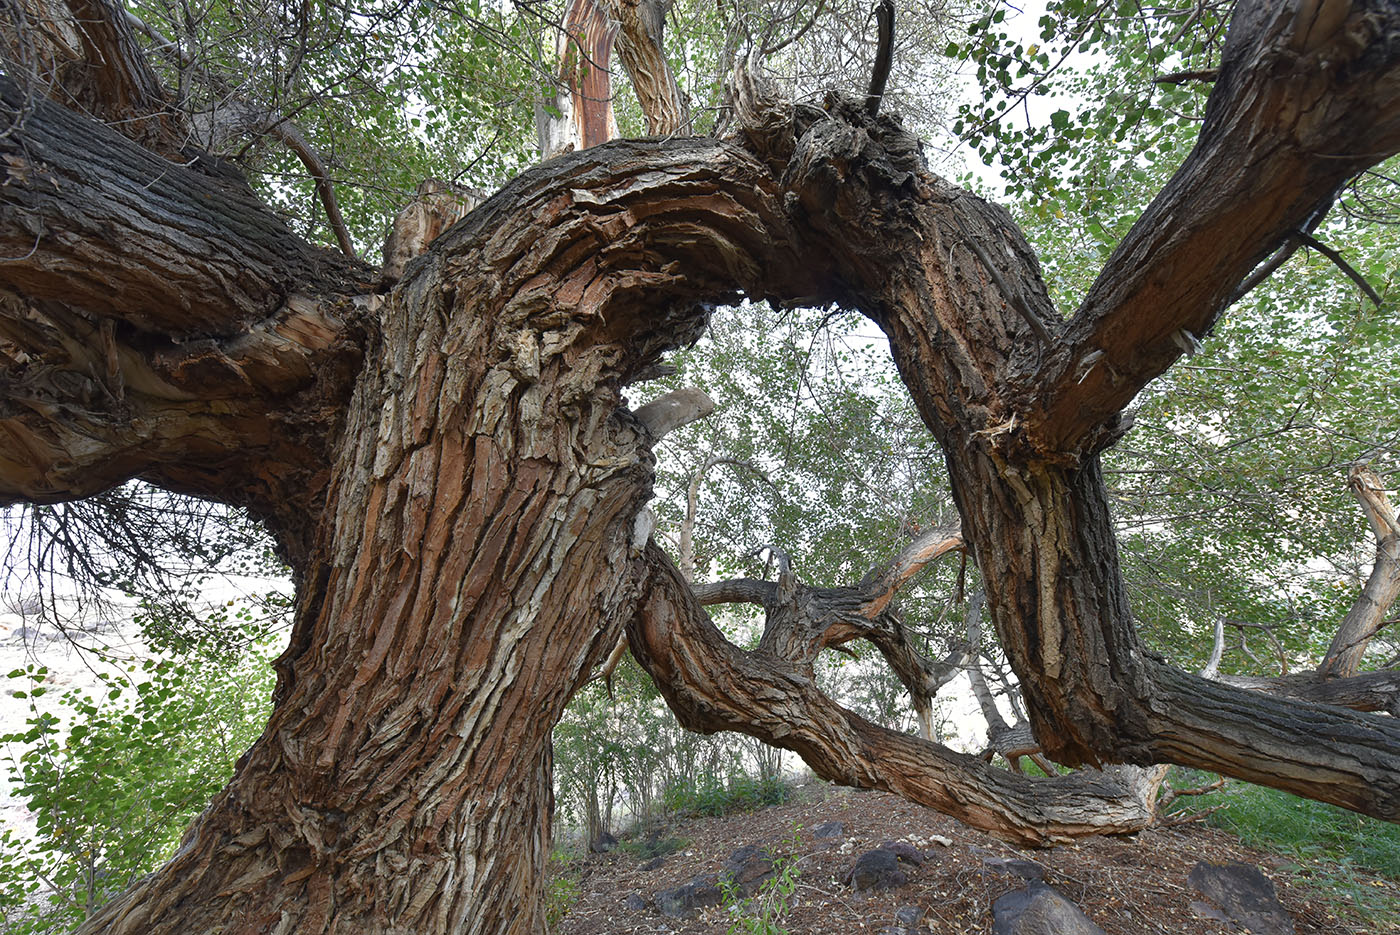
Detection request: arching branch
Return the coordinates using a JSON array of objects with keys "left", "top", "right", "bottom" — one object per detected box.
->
[{"left": 630, "top": 546, "right": 1158, "bottom": 846}]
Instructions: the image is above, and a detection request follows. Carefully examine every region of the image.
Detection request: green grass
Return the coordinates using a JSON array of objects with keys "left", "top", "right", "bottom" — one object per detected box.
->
[
  {"left": 616, "top": 834, "right": 689, "bottom": 860},
  {"left": 1167, "top": 769, "right": 1400, "bottom": 929},
  {"left": 663, "top": 774, "right": 796, "bottom": 818}
]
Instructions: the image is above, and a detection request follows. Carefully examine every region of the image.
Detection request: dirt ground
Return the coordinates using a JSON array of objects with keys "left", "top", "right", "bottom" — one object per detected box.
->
[{"left": 553, "top": 783, "right": 1397, "bottom": 935}]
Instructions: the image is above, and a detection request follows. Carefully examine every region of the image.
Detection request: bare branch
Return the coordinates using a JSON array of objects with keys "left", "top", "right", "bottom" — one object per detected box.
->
[
  {"left": 1317, "top": 467, "right": 1400, "bottom": 676},
  {"left": 864, "top": 0, "right": 894, "bottom": 117},
  {"left": 1154, "top": 68, "right": 1219, "bottom": 85},
  {"left": 1295, "top": 230, "right": 1385, "bottom": 308},
  {"left": 634, "top": 388, "right": 716, "bottom": 439}
]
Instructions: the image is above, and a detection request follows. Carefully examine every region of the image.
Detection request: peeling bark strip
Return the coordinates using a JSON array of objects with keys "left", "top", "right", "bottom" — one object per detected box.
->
[{"left": 1, "top": 0, "right": 1400, "bottom": 931}]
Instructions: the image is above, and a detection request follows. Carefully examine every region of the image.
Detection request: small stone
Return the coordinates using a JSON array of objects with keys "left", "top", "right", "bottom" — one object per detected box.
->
[
  {"left": 1187, "top": 861, "right": 1296, "bottom": 935},
  {"left": 992, "top": 882, "right": 1107, "bottom": 935},
  {"left": 894, "top": 904, "right": 924, "bottom": 926},
  {"left": 640, "top": 856, "right": 665, "bottom": 871},
  {"left": 844, "top": 848, "right": 909, "bottom": 891},
  {"left": 654, "top": 875, "right": 722, "bottom": 919},
  {"left": 812, "top": 820, "right": 845, "bottom": 839},
  {"left": 982, "top": 856, "right": 1046, "bottom": 882},
  {"left": 624, "top": 892, "right": 647, "bottom": 911}
]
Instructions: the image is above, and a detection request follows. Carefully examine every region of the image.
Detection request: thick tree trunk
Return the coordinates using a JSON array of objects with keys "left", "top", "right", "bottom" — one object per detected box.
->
[
  {"left": 5, "top": 1, "right": 1400, "bottom": 931},
  {"left": 8, "top": 118, "right": 812, "bottom": 929}
]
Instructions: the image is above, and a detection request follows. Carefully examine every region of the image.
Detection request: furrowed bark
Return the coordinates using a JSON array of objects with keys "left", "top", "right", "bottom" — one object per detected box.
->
[
  {"left": 1218, "top": 669, "right": 1400, "bottom": 715},
  {"left": 0, "top": 76, "right": 349, "bottom": 334},
  {"left": 607, "top": 0, "right": 688, "bottom": 134},
  {"left": 6, "top": 0, "right": 185, "bottom": 153},
  {"left": 71, "top": 137, "right": 820, "bottom": 934},
  {"left": 7, "top": 1, "right": 1400, "bottom": 931},
  {"left": 0, "top": 75, "right": 364, "bottom": 558}
]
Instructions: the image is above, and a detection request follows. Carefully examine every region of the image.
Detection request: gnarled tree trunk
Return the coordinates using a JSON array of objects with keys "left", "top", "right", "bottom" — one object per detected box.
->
[{"left": 4, "top": 1, "right": 1400, "bottom": 932}]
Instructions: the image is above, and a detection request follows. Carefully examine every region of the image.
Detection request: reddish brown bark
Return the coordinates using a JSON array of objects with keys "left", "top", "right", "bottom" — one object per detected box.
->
[{"left": 2, "top": 1, "right": 1400, "bottom": 932}]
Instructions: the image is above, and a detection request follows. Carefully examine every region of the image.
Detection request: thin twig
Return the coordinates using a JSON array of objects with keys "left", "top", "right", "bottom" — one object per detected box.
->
[{"left": 1294, "top": 230, "right": 1384, "bottom": 307}]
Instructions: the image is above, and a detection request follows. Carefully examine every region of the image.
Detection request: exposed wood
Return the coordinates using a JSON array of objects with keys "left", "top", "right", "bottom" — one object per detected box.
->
[
  {"left": 537, "top": 0, "right": 619, "bottom": 159},
  {"left": 633, "top": 387, "right": 715, "bottom": 438},
  {"left": 381, "top": 178, "right": 481, "bottom": 281},
  {"left": 1319, "top": 467, "right": 1400, "bottom": 676},
  {"left": 607, "top": 0, "right": 688, "bottom": 134}
]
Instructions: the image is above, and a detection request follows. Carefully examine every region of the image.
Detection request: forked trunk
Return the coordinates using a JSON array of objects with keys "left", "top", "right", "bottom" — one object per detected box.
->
[{"left": 75, "top": 202, "right": 662, "bottom": 935}]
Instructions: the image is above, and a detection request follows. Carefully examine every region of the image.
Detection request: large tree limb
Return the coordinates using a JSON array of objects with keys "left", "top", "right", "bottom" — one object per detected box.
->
[
  {"left": 1024, "top": 0, "right": 1400, "bottom": 457},
  {"left": 0, "top": 75, "right": 367, "bottom": 557},
  {"left": 0, "top": 76, "right": 354, "bottom": 334},
  {"left": 5, "top": 0, "right": 184, "bottom": 154},
  {"left": 730, "top": 40, "right": 1400, "bottom": 819},
  {"left": 1218, "top": 669, "right": 1400, "bottom": 715},
  {"left": 630, "top": 545, "right": 1158, "bottom": 846},
  {"left": 607, "top": 0, "right": 688, "bottom": 135}
]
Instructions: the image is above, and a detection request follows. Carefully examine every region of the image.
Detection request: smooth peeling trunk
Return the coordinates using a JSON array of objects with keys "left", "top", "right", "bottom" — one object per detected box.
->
[{"left": 76, "top": 223, "right": 662, "bottom": 935}]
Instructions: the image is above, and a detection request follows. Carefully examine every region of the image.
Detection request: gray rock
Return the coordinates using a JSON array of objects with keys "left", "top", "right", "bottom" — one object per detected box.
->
[
  {"left": 812, "top": 820, "right": 845, "bottom": 839},
  {"left": 623, "top": 892, "right": 647, "bottom": 911},
  {"left": 881, "top": 902, "right": 926, "bottom": 935},
  {"left": 844, "top": 848, "right": 909, "bottom": 891},
  {"left": 879, "top": 841, "right": 925, "bottom": 866},
  {"left": 992, "top": 882, "right": 1107, "bottom": 935},
  {"left": 721, "top": 844, "right": 775, "bottom": 897},
  {"left": 1187, "top": 861, "right": 1296, "bottom": 935},
  {"left": 982, "top": 856, "right": 1046, "bottom": 882},
  {"left": 640, "top": 855, "right": 665, "bottom": 871},
  {"left": 894, "top": 904, "right": 924, "bottom": 926},
  {"left": 654, "top": 874, "right": 722, "bottom": 919}
]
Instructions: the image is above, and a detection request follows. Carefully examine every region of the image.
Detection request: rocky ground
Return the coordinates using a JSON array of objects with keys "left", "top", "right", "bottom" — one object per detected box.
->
[{"left": 553, "top": 783, "right": 1398, "bottom": 935}]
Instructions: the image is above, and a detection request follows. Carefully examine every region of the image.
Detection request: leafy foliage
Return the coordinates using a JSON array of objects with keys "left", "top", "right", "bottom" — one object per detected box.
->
[{"left": 0, "top": 638, "right": 276, "bottom": 933}]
